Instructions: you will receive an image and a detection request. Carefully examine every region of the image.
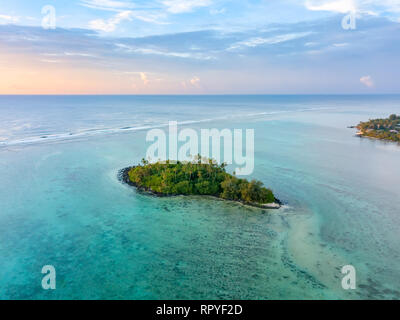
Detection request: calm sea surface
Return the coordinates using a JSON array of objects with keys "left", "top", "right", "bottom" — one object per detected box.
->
[{"left": 0, "top": 95, "right": 400, "bottom": 299}]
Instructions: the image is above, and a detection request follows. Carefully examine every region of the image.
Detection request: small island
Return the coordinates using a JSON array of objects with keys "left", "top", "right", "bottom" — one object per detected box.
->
[
  {"left": 119, "top": 157, "right": 281, "bottom": 209},
  {"left": 355, "top": 114, "right": 400, "bottom": 142}
]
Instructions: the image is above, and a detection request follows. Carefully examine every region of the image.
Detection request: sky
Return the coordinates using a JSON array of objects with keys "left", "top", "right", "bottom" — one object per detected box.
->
[{"left": 0, "top": 0, "right": 400, "bottom": 94}]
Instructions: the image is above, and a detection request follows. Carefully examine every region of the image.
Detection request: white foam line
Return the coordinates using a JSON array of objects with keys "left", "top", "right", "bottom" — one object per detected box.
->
[{"left": 0, "top": 107, "right": 334, "bottom": 148}]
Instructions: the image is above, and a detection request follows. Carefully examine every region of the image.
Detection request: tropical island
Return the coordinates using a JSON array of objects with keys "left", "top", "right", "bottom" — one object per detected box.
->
[
  {"left": 355, "top": 114, "right": 400, "bottom": 142},
  {"left": 119, "top": 156, "right": 281, "bottom": 209}
]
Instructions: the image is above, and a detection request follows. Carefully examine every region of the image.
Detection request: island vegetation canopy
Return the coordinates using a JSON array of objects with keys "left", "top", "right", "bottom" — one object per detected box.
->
[{"left": 126, "top": 156, "right": 277, "bottom": 205}]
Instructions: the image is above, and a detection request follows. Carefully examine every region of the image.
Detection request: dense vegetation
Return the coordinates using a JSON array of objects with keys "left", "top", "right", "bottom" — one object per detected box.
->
[
  {"left": 357, "top": 114, "right": 400, "bottom": 142},
  {"left": 126, "top": 157, "right": 277, "bottom": 205}
]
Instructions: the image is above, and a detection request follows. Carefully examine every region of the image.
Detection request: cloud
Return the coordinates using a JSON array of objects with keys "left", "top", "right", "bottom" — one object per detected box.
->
[
  {"left": 305, "top": 0, "right": 357, "bottom": 13},
  {"left": 115, "top": 43, "right": 215, "bottom": 60},
  {"left": 162, "top": 0, "right": 212, "bottom": 14},
  {"left": 333, "top": 42, "right": 349, "bottom": 47},
  {"left": 64, "top": 52, "right": 98, "bottom": 57},
  {"left": 210, "top": 8, "right": 226, "bottom": 15},
  {"left": 305, "top": 0, "right": 400, "bottom": 18},
  {"left": 182, "top": 76, "right": 201, "bottom": 88},
  {"left": 360, "top": 75, "right": 374, "bottom": 87},
  {"left": 190, "top": 76, "right": 200, "bottom": 86},
  {"left": 0, "top": 14, "right": 19, "bottom": 24},
  {"left": 228, "top": 32, "right": 313, "bottom": 50},
  {"left": 140, "top": 72, "right": 149, "bottom": 85},
  {"left": 122, "top": 71, "right": 165, "bottom": 86},
  {"left": 89, "top": 10, "right": 133, "bottom": 32},
  {"left": 40, "top": 59, "right": 62, "bottom": 63},
  {"left": 80, "top": 0, "right": 136, "bottom": 11},
  {"left": 130, "top": 12, "right": 169, "bottom": 24}
]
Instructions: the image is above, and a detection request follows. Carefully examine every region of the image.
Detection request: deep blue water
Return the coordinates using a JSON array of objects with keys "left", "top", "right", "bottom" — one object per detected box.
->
[{"left": 0, "top": 95, "right": 400, "bottom": 299}]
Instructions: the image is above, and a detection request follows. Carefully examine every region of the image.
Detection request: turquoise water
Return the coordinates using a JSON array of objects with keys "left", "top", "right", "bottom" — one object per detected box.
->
[{"left": 0, "top": 95, "right": 400, "bottom": 299}]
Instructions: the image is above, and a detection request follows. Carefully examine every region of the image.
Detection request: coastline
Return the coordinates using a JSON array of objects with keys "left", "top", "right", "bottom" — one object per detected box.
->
[
  {"left": 118, "top": 166, "right": 282, "bottom": 210},
  {"left": 353, "top": 115, "right": 400, "bottom": 143},
  {"left": 355, "top": 131, "right": 400, "bottom": 144}
]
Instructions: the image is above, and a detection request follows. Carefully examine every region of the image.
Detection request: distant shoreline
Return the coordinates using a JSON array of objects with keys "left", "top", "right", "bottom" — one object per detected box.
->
[
  {"left": 355, "top": 132, "right": 400, "bottom": 143},
  {"left": 352, "top": 114, "right": 400, "bottom": 143}
]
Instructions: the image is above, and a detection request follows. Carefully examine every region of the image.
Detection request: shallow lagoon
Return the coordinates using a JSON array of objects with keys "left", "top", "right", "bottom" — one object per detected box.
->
[{"left": 0, "top": 95, "right": 400, "bottom": 299}]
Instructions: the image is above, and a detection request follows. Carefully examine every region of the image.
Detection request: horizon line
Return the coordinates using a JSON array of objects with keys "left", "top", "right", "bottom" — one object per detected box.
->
[{"left": 1, "top": 93, "right": 400, "bottom": 96}]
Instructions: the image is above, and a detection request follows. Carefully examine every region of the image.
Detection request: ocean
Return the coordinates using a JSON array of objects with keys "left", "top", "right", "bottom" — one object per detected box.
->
[{"left": 0, "top": 95, "right": 400, "bottom": 299}]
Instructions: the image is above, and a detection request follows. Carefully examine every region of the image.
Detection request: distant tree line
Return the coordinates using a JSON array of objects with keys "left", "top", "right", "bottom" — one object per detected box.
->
[{"left": 357, "top": 114, "right": 400, "bottom": 142}]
